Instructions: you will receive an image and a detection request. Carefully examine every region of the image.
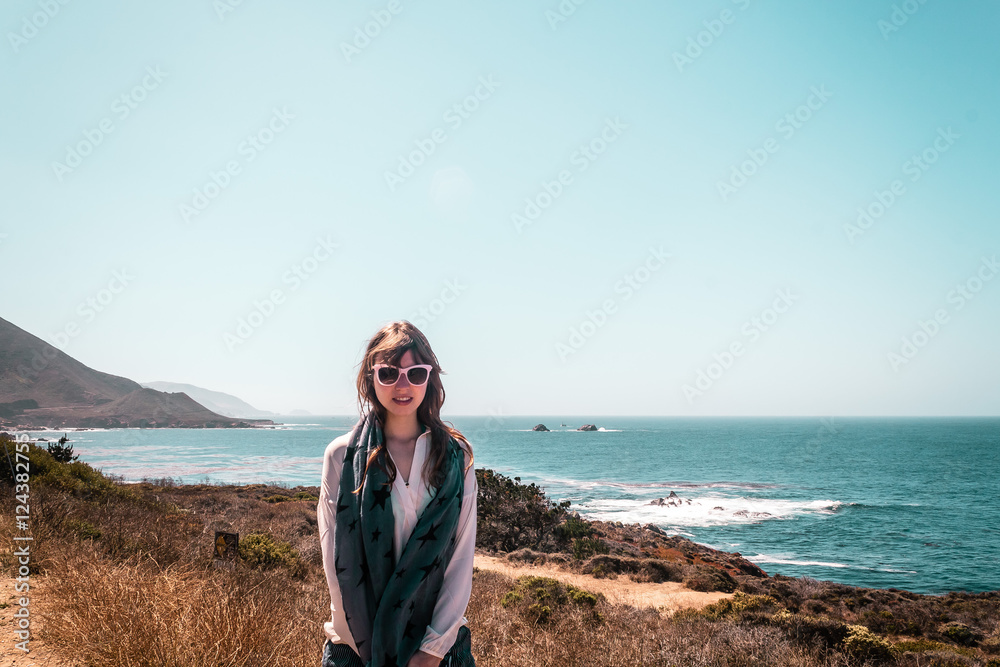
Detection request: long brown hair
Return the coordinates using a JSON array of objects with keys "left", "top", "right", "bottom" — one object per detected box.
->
[{"left": 353, "top": 321, "right": 473, "bottom": 494}]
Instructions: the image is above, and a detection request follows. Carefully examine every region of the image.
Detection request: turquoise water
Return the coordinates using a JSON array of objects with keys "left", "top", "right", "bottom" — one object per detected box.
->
[{"left": 40, "top": 416, "right": 1000, "bottom": 595}]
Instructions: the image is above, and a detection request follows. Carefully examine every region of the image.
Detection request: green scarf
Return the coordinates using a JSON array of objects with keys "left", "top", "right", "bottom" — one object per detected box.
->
[{"left": 335, "top": 410, "right": 465, "bottom": 667}]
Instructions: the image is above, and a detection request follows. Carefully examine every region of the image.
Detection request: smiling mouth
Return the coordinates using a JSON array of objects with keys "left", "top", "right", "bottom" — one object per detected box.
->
[{"left": 392, "top": 397, "right": 413, "bottom": 404}]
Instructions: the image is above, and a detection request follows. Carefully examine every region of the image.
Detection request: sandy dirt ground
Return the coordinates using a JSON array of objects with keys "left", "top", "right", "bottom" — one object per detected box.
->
[
  {"left": 473, "top": 554, "right": 732, "bottom": 615},
  {"left": 0, "top": 575, "right": 84, "bottom": 666}
]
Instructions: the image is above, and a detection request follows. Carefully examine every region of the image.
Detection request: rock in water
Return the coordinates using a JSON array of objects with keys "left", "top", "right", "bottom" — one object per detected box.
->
[
  {"left": 532, "top": 424, "right": 549, "bottom": 431},
  {"left": 578, "top": 424, "right": 598, "bottom": 431},
  {"left": 650, "top": 490, "right": 694, "bottom": 508}
]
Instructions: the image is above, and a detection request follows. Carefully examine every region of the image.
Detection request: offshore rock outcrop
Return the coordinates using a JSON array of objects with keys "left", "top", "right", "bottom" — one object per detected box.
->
[{"left": 649, "top": 491, "right": 692, "bottom": 507}]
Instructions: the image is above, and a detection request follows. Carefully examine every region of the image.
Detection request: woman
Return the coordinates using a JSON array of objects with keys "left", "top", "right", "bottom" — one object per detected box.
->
[{"left": 318, "top": 321, "right": 477, "bottom": 667}]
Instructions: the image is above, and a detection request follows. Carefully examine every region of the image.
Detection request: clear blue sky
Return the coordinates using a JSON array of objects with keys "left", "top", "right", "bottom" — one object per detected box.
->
[{"left": 2, "top": 1, "right": 998, "bottom": 416}]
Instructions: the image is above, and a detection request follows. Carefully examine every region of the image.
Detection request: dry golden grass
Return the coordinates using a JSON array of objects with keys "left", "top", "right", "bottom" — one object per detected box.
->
[
  {"left": 37, "top": 543, "right": 323, "bottom": 666},
  {"left": 0, "top": 476, "right": 333, "bottom": 666}
]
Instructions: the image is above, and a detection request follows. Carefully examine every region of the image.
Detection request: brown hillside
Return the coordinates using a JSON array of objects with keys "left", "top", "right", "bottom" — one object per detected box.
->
[
  {"left": 20, "top": 388, "right": 269, "bottom": 428},
  {"left": 0, "top": 316, "right": 141, "bottom": 406},
  {"left": 0, "top": 317, "right": 273, "bottom": 429}
]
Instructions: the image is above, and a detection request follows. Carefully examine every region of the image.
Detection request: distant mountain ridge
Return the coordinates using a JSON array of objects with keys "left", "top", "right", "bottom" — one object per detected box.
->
[
  {"left": 0, "top": 316, "right": 274, "bottom": 429},
  {"left": 141, "top": 381, "right": 277, "bottom": 419}
]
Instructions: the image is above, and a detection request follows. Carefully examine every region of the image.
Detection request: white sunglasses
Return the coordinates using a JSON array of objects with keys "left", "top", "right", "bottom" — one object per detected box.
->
[{"left": 372, "top": 363, "right": 433, "bottom": 387}]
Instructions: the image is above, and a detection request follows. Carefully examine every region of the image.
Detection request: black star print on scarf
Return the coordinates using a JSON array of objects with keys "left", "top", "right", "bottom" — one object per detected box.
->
[{"left": 334, "top": 411, "right": 465, "bottom": 667}]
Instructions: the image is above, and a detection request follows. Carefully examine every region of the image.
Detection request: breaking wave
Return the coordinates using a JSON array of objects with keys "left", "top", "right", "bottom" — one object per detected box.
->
[{"left": 572, "top": 494, "right": 842, "bottom": 528}]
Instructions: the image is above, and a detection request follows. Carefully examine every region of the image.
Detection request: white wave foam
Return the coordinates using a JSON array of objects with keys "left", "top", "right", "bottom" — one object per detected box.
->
[
  {"left": 573, "top": 495, "right": 841, "bottom": 528},
  {"left": 749, "top": 555, "right": 917, "bottom": 575},
  {"left": 750, "top": 554, "right": 850, "bottom": 569},
  {"left": 874, "top": 568, "right": 918, "bottom": 574}
]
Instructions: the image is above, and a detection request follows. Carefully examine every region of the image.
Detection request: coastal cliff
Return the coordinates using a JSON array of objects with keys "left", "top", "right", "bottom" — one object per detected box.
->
[{"left": 0, "top": 316, "right": 273, "bottom": 429}]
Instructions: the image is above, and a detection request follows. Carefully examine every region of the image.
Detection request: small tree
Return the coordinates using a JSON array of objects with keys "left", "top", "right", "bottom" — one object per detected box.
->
[{"left": 47, "top": 435, "right": 79, "bottom": 463}]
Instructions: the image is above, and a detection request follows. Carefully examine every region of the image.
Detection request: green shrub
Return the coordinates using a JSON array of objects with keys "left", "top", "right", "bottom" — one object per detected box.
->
[
  {"left": 939, "top": 622, "right": 979, "bottom": 646},
  {"left": 893, "top": 639, "right": 976, "bottom": 658},
  {"left": 568, "top": 588, "right": 599, "bottom": 607},
  {"left": 1, "top": 438, "right": 139, "bottom": 504},
  {"left": 699, "top": 591, "right": 780, "bottom": 621},
  {"left": 555, "top": 515, "right": 592, "bottom": 541},
  {"left": 238, "top": 532, "right": 301, "bottom": 572},
  {"left": 527, "top": 603, "right": 551, "bottom": 623},
  {"left": 475, "top": 469, "right": 569, "bottom": 553},
  {"left": 842, "top": 624, "right": 893, "bottom": 664},
  {"left": 501, "top": 575, "right": 604, "bottom": 625},
  {"left": 66, "top": 518, "right": 102, "bottom": 540},
  {"left": 500, "top": 591, "right": 523, "bottom": 608},
  {"left": 572, "top": 537, "right": 608, "bottom": 560},
  {"left": 262, "top": 494, "right": 291, "bottom": 503},
  {"left": 293, "top": 491, "right": 318, "bottom": 501}
]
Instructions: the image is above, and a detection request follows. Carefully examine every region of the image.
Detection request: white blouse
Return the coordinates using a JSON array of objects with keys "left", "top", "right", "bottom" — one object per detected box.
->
[{"left": 318, "top": 425, "right": 477, "bottom": 659}]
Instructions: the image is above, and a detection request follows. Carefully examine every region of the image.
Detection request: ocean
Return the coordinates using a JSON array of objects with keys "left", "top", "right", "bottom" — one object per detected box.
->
[{"left": 33, "top": 416, "right": 1000, "bottom": 595}]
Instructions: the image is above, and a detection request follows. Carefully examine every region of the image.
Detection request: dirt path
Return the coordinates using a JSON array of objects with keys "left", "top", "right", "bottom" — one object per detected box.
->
[
  {"left": 0, "top": 576, "right": 84, "bottom": 666},
  {"left": 473, "top": 554, "right": 732, "bottom": 615}
]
